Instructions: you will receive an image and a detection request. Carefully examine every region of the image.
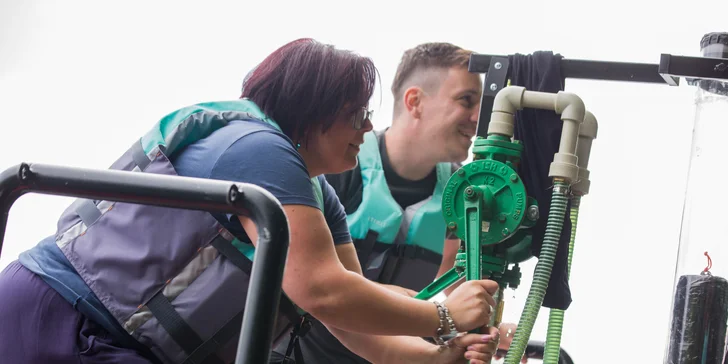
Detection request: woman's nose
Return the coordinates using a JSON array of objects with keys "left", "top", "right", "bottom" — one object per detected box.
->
[{"left": 362, "top": 117, "right": 374, "bottom": 132}]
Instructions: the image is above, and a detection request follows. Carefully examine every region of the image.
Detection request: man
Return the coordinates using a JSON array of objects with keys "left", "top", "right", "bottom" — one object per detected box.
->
[
  {"left": 273, "top": 42, "right": 517, "bottom": 363},
  {"left": 330, "top": 42, "right": 481, "bottom": 293}
]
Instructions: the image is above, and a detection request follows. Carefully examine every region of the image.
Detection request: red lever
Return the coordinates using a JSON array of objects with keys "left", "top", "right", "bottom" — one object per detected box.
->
[{"left": 703, "top": 251, "right": 712, "bottom": 274}]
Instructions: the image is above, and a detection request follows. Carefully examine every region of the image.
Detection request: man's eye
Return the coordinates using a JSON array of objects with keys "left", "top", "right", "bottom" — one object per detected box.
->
[{"left": 460, "top": 97, "right": 473, "bottom": 107}]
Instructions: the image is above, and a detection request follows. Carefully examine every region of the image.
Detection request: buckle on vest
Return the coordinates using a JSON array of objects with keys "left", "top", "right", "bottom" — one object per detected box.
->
[
  {"left": 283, "top": 316, "right": 312, "bottom": 363},
  {"left": 293, "top": 316, "right": 312, "bottom": 338}
]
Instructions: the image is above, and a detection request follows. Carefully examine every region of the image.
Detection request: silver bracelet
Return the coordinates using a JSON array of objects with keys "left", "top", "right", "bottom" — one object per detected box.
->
[{"left": 432, "top": 301, "right": 458, "bottom": 347}]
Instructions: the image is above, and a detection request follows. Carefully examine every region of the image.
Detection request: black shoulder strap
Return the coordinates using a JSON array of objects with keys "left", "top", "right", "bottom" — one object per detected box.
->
[
  {"left": 209, "top": 236, "right": 308, "bottom": 363},
  {"left": 355, "top": 230, "right": 380, "bottom": 270},
  {"left": 281, "top": 316, "right": 311, "bottom": 364},
  {"left": 211, "top": 237, "right": 301, "bottom": 321}
]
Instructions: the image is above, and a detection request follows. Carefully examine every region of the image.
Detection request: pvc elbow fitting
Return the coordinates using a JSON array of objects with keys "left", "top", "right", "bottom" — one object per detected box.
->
[
  {"left": 572, "top": 111, "right": 599, "bottom": 196},
  {"left": 576, "top": 111, "right": 598, "bottom": 168},
  {"left": 555, "top": 91, "right": 586, "bottom": 124},
  {"left": 492, "top": 86, "right": 526, "bottom": 114},
  {"left": 488, "top": 86, "right": 526, "bottom": 138},
  {"left": 548, "top": 92, "right": 585, "bottom": 182}
]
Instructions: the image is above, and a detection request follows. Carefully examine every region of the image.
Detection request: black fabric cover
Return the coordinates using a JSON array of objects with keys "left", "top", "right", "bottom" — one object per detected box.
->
[{"left": 508, "top": 51, "right": 572, "bottom": 310}]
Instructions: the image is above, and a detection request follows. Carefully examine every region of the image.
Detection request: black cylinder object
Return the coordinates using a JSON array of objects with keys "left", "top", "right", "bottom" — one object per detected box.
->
[
  {"left": 701, "top": 32, "right": 728, "bottom": 58},
  {"left": 667, "top": 274, "right": 728, "bottom": 364},
  {"left": 698, "top": 32, "right": 728, "bottom": 96}
]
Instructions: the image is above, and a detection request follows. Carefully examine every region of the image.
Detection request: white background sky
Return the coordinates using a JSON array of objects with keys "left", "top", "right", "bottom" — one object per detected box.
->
[{"left": 2, "top": 1, "right": 727, "bottom": 363}]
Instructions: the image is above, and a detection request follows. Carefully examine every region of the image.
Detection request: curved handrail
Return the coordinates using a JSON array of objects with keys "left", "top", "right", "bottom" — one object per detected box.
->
[{"left": 0, "top": 163, "right": 289, "bottom": 364}]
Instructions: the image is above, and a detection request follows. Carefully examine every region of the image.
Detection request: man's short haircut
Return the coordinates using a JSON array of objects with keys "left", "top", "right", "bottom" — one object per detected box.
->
[{"left": 391, "top": 42, "right": 473, "bottom": 114}]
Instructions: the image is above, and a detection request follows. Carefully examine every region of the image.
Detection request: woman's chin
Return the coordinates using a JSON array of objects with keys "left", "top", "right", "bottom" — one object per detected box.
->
[{"left": 330, "top": 158, "right": 358, "bottom": 174}]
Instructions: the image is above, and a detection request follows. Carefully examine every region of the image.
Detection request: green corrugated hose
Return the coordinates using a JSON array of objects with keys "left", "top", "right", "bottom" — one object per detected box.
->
[
  {"left": 542, "top": 196, "right": 580, "bottom": 363},
  {"left": 504, "top": 180, "right": 570, "bottom": 364}
]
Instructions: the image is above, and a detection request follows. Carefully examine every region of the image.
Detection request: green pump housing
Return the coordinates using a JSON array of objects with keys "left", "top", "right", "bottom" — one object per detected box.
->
[{"left": 414, "top": 134, "right": 539, "bottom": 300}]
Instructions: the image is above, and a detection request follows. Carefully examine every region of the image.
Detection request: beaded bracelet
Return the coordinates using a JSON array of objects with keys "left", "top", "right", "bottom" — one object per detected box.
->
[{"left": 432, "top": 301, "right": 458, "bottom": 347}]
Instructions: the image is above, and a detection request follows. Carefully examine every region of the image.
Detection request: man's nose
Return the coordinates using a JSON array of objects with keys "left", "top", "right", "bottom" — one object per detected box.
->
[{"left": 470, "top": 104, "right": 481, "bottom": 125}]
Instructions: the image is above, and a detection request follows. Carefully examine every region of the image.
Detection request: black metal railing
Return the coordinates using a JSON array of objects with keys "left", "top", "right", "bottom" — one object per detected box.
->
[{"left": 0, "top": 162, "right": 289, "bottom": 364}]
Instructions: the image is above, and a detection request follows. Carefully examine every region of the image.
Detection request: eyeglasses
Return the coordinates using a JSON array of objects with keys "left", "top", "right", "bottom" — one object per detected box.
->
[{"left": 352, "top": 107, "right": 373, "bottom": 130}]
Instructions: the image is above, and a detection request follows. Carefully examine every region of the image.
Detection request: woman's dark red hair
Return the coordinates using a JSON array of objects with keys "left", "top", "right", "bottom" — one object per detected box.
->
[{"left": 241, "top": 38, "right": 378, "bottom": 146}]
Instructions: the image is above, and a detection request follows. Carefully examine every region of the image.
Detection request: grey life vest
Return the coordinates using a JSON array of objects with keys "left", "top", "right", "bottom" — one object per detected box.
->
[{"left": 53, "top": 100, "right": 317, "bottom": 364}]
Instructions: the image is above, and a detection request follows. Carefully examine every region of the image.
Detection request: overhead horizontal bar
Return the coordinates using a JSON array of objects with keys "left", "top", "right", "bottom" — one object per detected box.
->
[{"left": 468, "top": 53, "right": 680, "bottom": 86}]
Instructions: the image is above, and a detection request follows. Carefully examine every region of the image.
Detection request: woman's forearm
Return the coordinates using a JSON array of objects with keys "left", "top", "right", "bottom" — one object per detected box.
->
[
  {"left": 380, "top": 283, "right": 417, "bottom": 297},
  {"left": 265, "top": 209, "right": 440, "bottom": 339},
  {"left": 305, "top": 269, "right": 440, "bottom": 338}
]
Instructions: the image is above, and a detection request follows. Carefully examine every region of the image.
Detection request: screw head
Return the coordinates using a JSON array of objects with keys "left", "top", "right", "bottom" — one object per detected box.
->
[
  {"left": 465, "top": 186, "right": 478, "bottom": 200},
  {"left": 494, "top": 62, "right": 502, "bottom": 70},
  {"left": 502, "top": 228, "right": 510, "bottom": 236},
  {"left": 19, "top": 164, "right": 31, "bottom": 182},
  {"left": 448, "top": 222, "right": 457, "bottom": 230},
  {"left": 527, "top": 205, "right": 540, "bottom": 221},
  {"left": 489, "top": 83, "right": 498, "bottom": 91},
  {"left": 458, "top": 169, "right": 465, "bottom": 176},
  {"left": 510, "top": 174, "right": 519, "bottom": 182}
]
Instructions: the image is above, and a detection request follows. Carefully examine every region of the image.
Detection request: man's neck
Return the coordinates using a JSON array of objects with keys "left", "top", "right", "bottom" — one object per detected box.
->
[{"left": 384, "top": 125, "right": 439, "bottom": 181}]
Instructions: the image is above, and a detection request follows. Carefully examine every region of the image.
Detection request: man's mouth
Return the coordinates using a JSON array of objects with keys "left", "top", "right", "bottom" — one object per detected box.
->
[{"left": 458, "top": 130, "right": 475, "bottom": 139}]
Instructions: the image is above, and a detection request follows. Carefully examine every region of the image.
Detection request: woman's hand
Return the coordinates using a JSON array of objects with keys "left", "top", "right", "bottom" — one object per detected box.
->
[
  {"left": 497, "top": 322, "right": 517, "bottom": 351},
  {"left": 430, "top": 326, "right": 500, "bottom": 364},
  {"left": 442, "top": 280, "right": 499, "bottom": 332},
  {"left": 493, "top": 323, "right": 528, "bottom": 363}
]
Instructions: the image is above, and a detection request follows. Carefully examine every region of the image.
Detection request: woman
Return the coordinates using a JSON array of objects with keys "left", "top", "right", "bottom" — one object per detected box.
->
[{"left": 0, "top": 38, "right": 499, "bottom": 364}]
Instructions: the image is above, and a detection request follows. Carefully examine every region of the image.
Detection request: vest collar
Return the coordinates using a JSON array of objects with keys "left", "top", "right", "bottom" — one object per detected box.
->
[{"left": 238, "top": 98, "right": 283, "bottom": 133}]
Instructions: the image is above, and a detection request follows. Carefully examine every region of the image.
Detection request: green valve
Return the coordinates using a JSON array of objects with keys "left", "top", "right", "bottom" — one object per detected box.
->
[{"left": 443, "top": 158, "right": 528, "bottom": 245}]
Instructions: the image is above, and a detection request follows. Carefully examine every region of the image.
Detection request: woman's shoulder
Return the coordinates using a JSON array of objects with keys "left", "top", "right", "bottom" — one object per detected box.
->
[
  {"left": 188, "top": 119, "right": 301, "bottom": 170},
  {"left": 173, "top": 118, "right": 302, "bottom": 179},
  {"left": 218, "top": 119, "right": 297, "bottom": 154},
  {"left": 205, "top": 120, "right": 318, "bottom": 208},
  {"left": 212, "top": 120, "right": 305, "bottom": 173}
]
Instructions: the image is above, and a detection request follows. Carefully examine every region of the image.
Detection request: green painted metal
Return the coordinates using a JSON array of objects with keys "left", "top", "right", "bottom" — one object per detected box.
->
[
  {"left": 416, "top": 133, "right": 539, "bottom": 299},
  {"left": 414, "top": 268, "right": 465, "bottom": 301}
]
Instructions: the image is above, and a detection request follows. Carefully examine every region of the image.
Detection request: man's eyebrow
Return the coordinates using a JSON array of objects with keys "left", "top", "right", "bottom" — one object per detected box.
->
[{"left": 457, "top": 89, "right": 481, "bottom": 97}]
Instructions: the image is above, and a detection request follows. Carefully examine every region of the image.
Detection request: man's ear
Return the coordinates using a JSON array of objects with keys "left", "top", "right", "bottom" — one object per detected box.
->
[{"left": 403, "top": 86, "right": 424, "bottom": 119}]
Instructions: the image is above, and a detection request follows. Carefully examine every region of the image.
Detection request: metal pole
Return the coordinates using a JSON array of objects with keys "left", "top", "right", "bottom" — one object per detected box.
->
[{"left": 233, "top": 180, "right": 290, "bottom": 364}]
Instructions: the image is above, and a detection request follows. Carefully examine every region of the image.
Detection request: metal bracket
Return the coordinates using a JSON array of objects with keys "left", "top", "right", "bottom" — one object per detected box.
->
[
  {"left": 659, "top": 53, "right": 728, "bottom": 82},
  {"left": 472, "top": 55, "right": 510, "bottom": 138}
]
